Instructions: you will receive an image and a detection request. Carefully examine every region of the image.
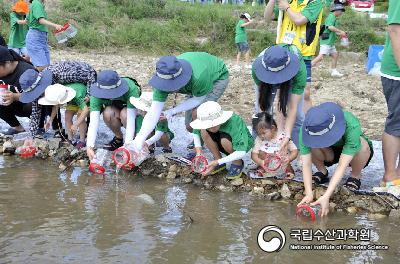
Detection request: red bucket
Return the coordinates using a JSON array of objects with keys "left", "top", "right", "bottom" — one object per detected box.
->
[
  {"left": 17, "top": 146, "right": 37, "bottom": 159},
  {"left": 296, "top": 204, "right": 321, "bottom": 221},
  {"left": 191, "top": 155, "right": 208, "bottom": 174},
  {"left": 89, "top": 163, "right": 106, "bottom": 174}
]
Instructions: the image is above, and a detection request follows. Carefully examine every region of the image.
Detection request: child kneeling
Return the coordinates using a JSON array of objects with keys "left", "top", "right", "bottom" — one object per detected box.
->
[
  {"left": 130, "top": 92, "right": 174, "bottom": 153},
  {"left": 39, "top": 83, "right": 89, "bottom": 149},
  {"left": 190, "top": 101, "right": 254, "bottom": 179},
  {"left": 251, "top": 112, "right": 298, "bottom": 179}
]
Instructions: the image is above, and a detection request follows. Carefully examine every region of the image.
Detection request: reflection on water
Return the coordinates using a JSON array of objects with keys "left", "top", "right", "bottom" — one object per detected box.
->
[{"left": 0, "top": 157, "right": 399, "bottom": 263}]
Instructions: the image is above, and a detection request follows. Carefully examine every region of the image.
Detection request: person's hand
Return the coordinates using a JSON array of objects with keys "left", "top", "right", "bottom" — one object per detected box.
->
[
  {"left": 87, "top": 147, "right": 96, "bottom": 161},
  {"left": 339, "top": 31, "right": 347, "bottom": 37},
  {"left": 84, "top": 96, "right": 89, "bottom": 103},
  {"left": 54, "top": 24, "right": 63, "bottom": 31},
  {"left": 279, "top": 136, "right": 290, "bottom": 152},
  {"left": 278, "top": 0, "right": 290, "bottom": 11},
  {"left": 71, "top": 124, "right": 77, "bottom": 134},
  {"left": 24, "top": 138, "right": 34, "bottom": 147},
  {"left": 311, "top": 194, "right": 330, "bottom": 217},
  {"left": 202, "top": 160, "right": 219, "bottom": 176},
  {"left": 298, "top": 193, "right": 314, "bottom": 206},
  {"left": 2, "top": 91, "right": 15, "bottom": 106}
]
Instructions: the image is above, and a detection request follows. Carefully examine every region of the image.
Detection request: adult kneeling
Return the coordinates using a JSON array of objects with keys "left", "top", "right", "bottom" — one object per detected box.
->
[{"left": 298, "top": 102, "right": 373, "bottom": 216}]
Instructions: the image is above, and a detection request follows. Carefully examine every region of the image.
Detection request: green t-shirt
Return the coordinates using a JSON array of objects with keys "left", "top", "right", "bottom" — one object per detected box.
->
[
  {"left": 193, "top": 113, "right": 254, "bottom": 152},
  {"left": 27, "top": 0, "right": 48, "bottom": 33},
  {"left": 299, "top": 111, "right": 373, "bottom": 156},
  {"left": 65, "top": 83, "right": 87, "bottom": 110},
  {"left": 274, "top": 0, "right": 323, "bottom": 60},
  {"left": 320, "top": 13, "right": 338, "bottom": 46},
  {"left": 381, "top": 0, "right": 400, "bottom": 78},
  {"left": 8, "top": 12, "right": 28, "bottom": 48},
  {"left": 135, "top": 115, "right": 174, "bottom": 140},
  {"left": 325, "top": 0, "right": 334, "bottom": 7},
  {"left": 90, "top": 78, "right": 141, "bottom": 112},
  {"left": 252, "top": 44, "right": 307, "bottom": 95},
  {"left": 235, "top": 19, "right": 247, "bottom": 44},
  {"left": 153, "top": 52, "right": 229, "bottom": 102}
]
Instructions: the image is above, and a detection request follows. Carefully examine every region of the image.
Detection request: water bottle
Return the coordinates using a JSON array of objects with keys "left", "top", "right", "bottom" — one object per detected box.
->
[
  {"left": 112, "top": 143, "right": 149, "bottom": 169},
  {"left": 16, "top": 146, "right": 37, "bottom": 159},
  {"left": 191, "top": 155, "right": 208, "bottom": 174},
  {"left": 296, "top": 204, "right": 322, "bottom": 221},
  {"left": 0, "top": 82, "right": 9, "bottom": 106},
  {"left": 340, "top": 34, "right": 349, "bottom": 47},
  {"left": 64, "top": 23, "right": 78, "bottom": 38},
  {"left": 89, "top": 149, "right": 110, "bottom": 174}
]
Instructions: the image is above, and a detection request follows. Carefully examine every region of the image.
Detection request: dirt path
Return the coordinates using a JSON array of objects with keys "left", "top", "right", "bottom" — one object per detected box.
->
[{"left": 52, "top": 49, "right": 386, "bottom": 140}]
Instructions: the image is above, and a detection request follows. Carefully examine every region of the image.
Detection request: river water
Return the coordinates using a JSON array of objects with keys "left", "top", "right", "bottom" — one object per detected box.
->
[{"left": 0, "top": 155, "right": 399, "bottom": 263}]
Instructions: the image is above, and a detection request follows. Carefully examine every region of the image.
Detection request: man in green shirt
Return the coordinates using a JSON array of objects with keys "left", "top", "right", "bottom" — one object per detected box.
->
[
  {"left": 131, "top": 52, "right": 229, "bottom": 153},
  {"left": 298, "top": 102, "right": 373, "bottom": 217},
  {"left": 234, "top": 13, "right": 253, "bottom": 68},
  {"left": 312, "top": 4, "right": 347, "bottom": 77},
  {"left": 86, "top": 70, "right": 141, "bottom": 160},
  {"left": 8, "top": 1, "right": 29, "bottom": 57},
  {"left": 380, "top": 0, "right": 400, "bottom": 188}
]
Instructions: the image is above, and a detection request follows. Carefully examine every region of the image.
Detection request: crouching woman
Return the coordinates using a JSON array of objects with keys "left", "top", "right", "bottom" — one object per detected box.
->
[
  {"left": 190, "top": 101, "right": 254, "bottom": 179},
  {"left": 298, "top": 102, "right": 373, "bottom": 216}
]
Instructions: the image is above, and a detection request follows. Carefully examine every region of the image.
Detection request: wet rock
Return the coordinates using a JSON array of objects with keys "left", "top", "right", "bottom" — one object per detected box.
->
[
  {"left": 315, "top": 187, "right": 325, "bottom": 199},
  {"left": 183, "top": 177, "right": 193, "bottom": 184},
  {"left": 230, "top": 178, "right": 243, "bottom": 186},
  {"left": 58, "top": 163, "right": 67, "bottom": 171},
  {"left": 294, "top": 192, "right": 304, "bottom": 201},
  {"left": 135, "top": 193, "right": 155, "bottom": 205},
  {"left": 266, "top": 192, "right": 281, "bottom": 200},
  {"left": 368, "top": 213, "right": 387, "bottom": 220},
  {"left": 168, "top": 164, "right": 177, "bottom": 173},
  {"left": 155, "top": 154, "right": 168, "bottom": 163},
  {"left": 389, "top": 209, "right": 400, "bottom": 218},
  {"left": 340, "top": 186, "right": 352, "bottom": 197},
  {"left": 2, "top": 141, "right": 15, "bottom": 155},
  {"left": 166, "top": 171, "right": 177, "bottom": 179},
  {"left": 280, "top": 184, "right": 292, "bottom": 199},
  {"left": 34, "top": 139, "right": 48, "bottom": 151},
  {"left": 48, "top": 138, "right": 61, "bottom": 150},
  {"left": 346, "top": 207, "right": 358, "bottom": 214},
  {"left": 157, "top": 173, "right": 165, "bottom": 179},
  {"left": 142, "top": 168, "right": 154, "bottom": 176},
  {"left": 218, "top": 184, "right": 232, "bottom": 192},
  {"left": 243, "top": 184, "right": 253, "bottom": 192},
  {"left": 261, "top": 179, "right": 275, "bottom": 186},
  {"left": 252, "top": 186, "right": 264, "bottom": 195},
  {"left": 162, "top": 162, "right": 167, "bottom": 167},
  {"left": 70, "top": 149, "right": 79, "bottom": 157},
  {"left": 329, "top": 202, "right": 337, "bottom": 211}
]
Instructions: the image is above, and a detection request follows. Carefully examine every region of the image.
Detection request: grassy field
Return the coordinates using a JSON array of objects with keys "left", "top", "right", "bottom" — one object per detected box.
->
[{"left": 0, "top": 0, "right": 387, "bottom": 56}]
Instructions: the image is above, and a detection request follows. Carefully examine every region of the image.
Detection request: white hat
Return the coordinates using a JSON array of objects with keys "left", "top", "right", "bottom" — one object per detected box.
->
[
  {"left": 130, "top": 92, "right": 152, "bottom": 111},
  {"left": 38, "top": 83, "right": 76, "bottom": 105},
  {"left": 243, "top": 13, "right": 251, "bottom": 20},
  {"left": 190, "top": 101, "right": 233, "bottom": 130}
]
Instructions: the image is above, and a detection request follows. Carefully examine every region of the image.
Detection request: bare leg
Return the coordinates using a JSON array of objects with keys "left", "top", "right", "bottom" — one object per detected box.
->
[
  {"left": 245, "top": 50, "right": 250, "bottom": 65},
  {"left": 331, "top": 52, "right": 339, "bottom": 70},
  {"left": 201, "top": 130, "right": 222, "bottom": 160},
  {"left": 311, "top": 147, "right": 334, "bottom": 175},
  {"left": 303, "top": 83, "right": 312, "bottom": 113},
  {"left": 311, "top": 54, "right": 324, "bottom": 67},
  {"left": 77, "top": 111, "right": 88, "bottom": 142},
  {"left": 382, "top": 132, "right": 400, "bottom": 182},
  {"left": 349, "top": 137, "right": 371, "bottom": 179},
  {"left": 35, "top": 65, "right": 48, "bottom": 72},
  {"left": 220, "top": 137, "right": 242, "bottom": 166},
  {"left": 236, "top": 52, "right": 241, "bottom": 65},
  {"left": 103, "top": 106, "right": 123, "bottom": 139},
  {"left": 65, "top": 110, "right": 75, "bottom": 140},
  {"left": 186, "top": 108, "right": 197, "bottom": 133}
]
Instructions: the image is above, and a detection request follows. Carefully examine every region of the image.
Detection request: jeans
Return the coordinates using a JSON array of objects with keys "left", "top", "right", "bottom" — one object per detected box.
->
[{"left": 26, "top": 29, "right": 50, "bottom": 67}]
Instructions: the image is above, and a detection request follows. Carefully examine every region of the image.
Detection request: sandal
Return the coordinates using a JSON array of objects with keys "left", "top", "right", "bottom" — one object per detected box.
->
[
  {"left": 54, "top": 129, "right": 67, "bottom": 140},
  {"left": 162, "top": 147, "right": 173, "bottom": 153},
  {"left": 380, "top": 179, "right": 400, "bottom": 188},
  {"left": 103, "top": 136, "right": 123, "bottom": 151},
  {"left": 210, "top": 164, "right": 227, "bottom": 175},
  {"left": 284, "top": 164, "right": 295, "bottom": 180},
  {"left": 312, "top": 171, "right": 329, "bottom": 185},
  {"left": 2, "top": 128, "right": 25, "bottom": 136},
  {"left": 225, "top": 163, "right": 244, "bottom": 180},
  {"left": 344, "top": 177, "right": 361, "bottom": 192}
]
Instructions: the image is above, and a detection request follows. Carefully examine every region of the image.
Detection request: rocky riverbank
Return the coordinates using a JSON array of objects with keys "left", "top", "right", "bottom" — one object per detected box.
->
[{"left": 1, "top": 135, "right": 399, "bottom": 219}]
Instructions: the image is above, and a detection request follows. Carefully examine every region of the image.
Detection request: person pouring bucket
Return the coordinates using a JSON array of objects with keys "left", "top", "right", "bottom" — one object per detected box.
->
[
  {"left": 252, "top": 44, "right": 307, "bottom": 148},
  {"left": 129, "top": 92, "right": 174, "bottom": 153},
  {"left": 86, "top": 70, "right": 141, "bottom": 161},
  {"left": 298, "top": 102, "right": 373, "bottom": 216},
  {"left": 131, "top": 52, "right": 229, "bottom": 157},
  {"left": 190, "top": 101, "right": 254, "bottom": 179}
]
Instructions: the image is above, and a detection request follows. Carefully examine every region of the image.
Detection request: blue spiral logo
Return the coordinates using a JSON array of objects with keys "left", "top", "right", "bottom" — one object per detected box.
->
[{"left": 257, "top": 225, "right": 286, "bottom": 253}]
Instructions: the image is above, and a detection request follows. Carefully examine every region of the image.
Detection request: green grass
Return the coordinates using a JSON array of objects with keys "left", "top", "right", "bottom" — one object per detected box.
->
[{"left": 0, "top": 0, "right": 387, "bottom": 56}]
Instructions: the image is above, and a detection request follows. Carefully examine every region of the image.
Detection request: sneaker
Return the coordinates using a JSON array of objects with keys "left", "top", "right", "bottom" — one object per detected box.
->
[
  {"left": 75, "top": 140, "right": 86, "bottom": 150},
  {"left": 1, "top": 128, "right": 25, "bottom": 136},
  {"left": 331, "top": 70, "right": 343, "bottom": 77},
  {"left": 103, "top": 136, "right": 123, "bottom": 151},
  {"left": 162, "top": 147, "right": 173, "bottom": 153},
  {"left": 187, "top": 141, "right": 195, "bottom": 150},
  {"left": 184, "top": 152, "right": 196, "bottom": 161}
]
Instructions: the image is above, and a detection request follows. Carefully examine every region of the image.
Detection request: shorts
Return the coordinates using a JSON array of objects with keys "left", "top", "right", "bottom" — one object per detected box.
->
[
  {"left": 8, "top": 47, "right": 28, "bottom": 56},
  {"left": 323, "top": 145, "right": 374, "bottom": 168},
  {"left": 382, "top": 76, "right": 400, "bottom": 137},
  {"left": 304, "top": 59, "right": 312, "bottom": 83},
  {"left": 66, "top": 104, "right": 80, "bottom": 112},
  {"left": 319, "top": 44, "right": 337, "bottom": 56},
  {"left": 206, "top": 130, "right": 232, "bottom": 155},
  {"left": 236, "top": 42, "right": 250, "bottom": 53},
  {"left": 26, "top": 29, "right": 50, "bottom": 67},
  {"left": 185, "top": 78, "right": 229, "bottom": 125}
]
